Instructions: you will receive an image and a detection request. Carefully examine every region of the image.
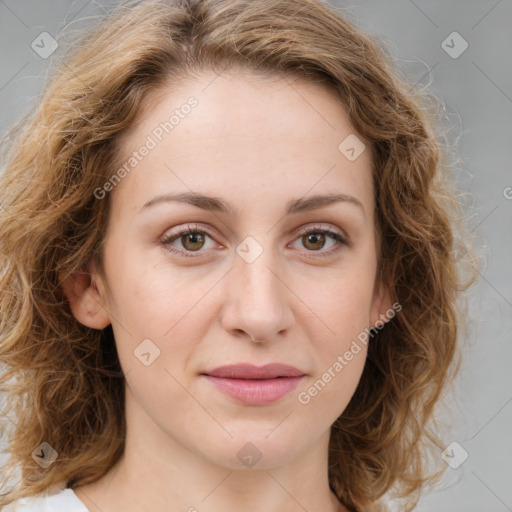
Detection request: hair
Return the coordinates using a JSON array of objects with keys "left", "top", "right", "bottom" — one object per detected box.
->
[{"left": 0, "top": 0, "right": 477, "bottom": 510}]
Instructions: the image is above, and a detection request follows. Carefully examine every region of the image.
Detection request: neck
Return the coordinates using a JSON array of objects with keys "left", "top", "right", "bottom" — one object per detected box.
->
[{"left": 74, "top": 386, "right": 347, "bottom": 512}]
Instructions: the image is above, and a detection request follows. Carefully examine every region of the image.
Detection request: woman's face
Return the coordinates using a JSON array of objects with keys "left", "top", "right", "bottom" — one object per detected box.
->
[{"left": 81, "top": 71, "right": 390, "bottom": 470}]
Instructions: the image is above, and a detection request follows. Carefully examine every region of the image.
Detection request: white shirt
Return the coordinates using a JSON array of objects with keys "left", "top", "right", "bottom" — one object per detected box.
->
[{"left": 4, "top": 488, "right": 89, "bottom": 511}]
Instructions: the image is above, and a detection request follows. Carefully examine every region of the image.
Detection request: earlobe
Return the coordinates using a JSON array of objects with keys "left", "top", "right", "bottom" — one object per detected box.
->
[
  {"left": 59, "top": 262, "right": 111, "bottom": 330},
  {"left": 369, "top": 279, "right": 394, "bottom": 329}
]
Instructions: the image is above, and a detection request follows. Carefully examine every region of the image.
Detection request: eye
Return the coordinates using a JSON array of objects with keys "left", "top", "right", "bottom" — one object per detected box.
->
[
  {"left": 161, "top": 224, "right": 217, "bottom": 257},
  {"left": 289, "top": 226, "right": 349, "bottom": 257},
  {"left": 161, "top": 223, "right": 349, "bottom": 259}
]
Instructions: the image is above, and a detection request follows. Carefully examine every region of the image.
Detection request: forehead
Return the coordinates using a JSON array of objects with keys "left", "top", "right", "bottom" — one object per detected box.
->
[{"left": 110, "top": 70, "right": 374, "bottom": 218}]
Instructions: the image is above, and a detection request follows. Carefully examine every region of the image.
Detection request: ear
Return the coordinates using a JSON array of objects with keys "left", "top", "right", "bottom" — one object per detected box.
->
[
  {"left": 369, "top": 278, "right": 395, "bottom": 329},
  {"left": 59, "top": 260, "right": 111, "bottom": 330}
]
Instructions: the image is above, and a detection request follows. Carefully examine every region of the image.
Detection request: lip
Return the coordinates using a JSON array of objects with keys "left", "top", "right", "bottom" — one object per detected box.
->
[
  {"left": 205, "top": 363, "right": 305, "bottom": 379},
  {"left": 201, "top": 363, "right": 306, "bottom": 405}
]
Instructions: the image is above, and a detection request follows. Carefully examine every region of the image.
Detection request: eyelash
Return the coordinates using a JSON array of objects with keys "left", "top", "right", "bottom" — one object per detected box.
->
[{"left": 161, "top": 224, "right": 349, "bottom": 259}]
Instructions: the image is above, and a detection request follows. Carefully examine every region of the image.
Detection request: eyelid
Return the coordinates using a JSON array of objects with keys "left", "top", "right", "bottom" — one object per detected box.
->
[
  {"left": 294, "top": 224, "right": 350, "bottom": 246},
  {"left": 161, "top": 223, "right": 223, "bottom": 245},
  {"left": 288, "top": 224, "right": 349, "bottom": 258},
  {"left": 161, "top": 222, "right": 350, "bottom": 257}
]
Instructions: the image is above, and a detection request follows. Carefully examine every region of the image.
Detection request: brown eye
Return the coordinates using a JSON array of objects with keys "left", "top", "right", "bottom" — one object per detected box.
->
[
  {"left": 181, "top": 231, "right": 206, "bottom": 251},
  {"left": 290, "top": 227, "right": 348, "bottom": 258},
  {"left": 161, "top": 225, "right": 217, "bottom": 257},
  {"left": 301, "top": 232, "right": 326, "bottom": 251}
]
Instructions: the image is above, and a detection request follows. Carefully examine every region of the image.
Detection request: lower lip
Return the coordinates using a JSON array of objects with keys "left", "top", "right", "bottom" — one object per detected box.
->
[{"left": 203, "top": 375, "right": 305, "bottom": 405}]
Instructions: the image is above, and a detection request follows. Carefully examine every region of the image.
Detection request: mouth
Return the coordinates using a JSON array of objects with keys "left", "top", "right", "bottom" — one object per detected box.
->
[{"left": 201, "top": 363, "right": 306, "bottom": 405}]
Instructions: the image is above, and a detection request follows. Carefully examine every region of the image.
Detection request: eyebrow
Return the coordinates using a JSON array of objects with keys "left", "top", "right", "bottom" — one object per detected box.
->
[{"left": 140, "top": 192, "right": 365, "bottom": 217}]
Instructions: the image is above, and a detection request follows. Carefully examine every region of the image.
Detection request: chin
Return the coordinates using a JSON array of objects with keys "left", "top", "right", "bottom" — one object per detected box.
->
[{"left": 194, "top": 428, "right": 307, "bottom": 470}]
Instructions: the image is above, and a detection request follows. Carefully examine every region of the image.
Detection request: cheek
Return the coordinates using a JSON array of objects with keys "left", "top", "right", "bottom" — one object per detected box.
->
[
  {"left": 296, "top": 282, "right": 371, "bottom": 424},
  {"left": 102, "top": 245, "right": 222, "bottom": 375},
  {"left": 295, "top": 335, "right": 368, "bottom": 434},
  {"left": 292, "top": 254, "right": 376, "bottom": 410},
  {"left": 300, "top": 267, "right": 376, "bottom": 344},
  {"left": 103, "top": 242, "right": 200, "bottom": 330}
]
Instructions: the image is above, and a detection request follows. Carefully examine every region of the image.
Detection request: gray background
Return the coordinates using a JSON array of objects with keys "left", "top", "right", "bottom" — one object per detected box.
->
[{"left": 0, "top": 1, "right": 511, "bottom": 511}]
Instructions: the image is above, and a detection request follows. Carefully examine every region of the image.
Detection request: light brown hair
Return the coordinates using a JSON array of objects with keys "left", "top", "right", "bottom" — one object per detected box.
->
[{"left": 0, "top": 1, "right": 475, "bottom": 510}]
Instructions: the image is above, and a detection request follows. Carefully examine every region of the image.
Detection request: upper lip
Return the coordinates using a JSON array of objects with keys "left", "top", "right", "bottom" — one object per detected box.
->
[{"left": 202, "top": 363, "right": 305, "bottom": 379}]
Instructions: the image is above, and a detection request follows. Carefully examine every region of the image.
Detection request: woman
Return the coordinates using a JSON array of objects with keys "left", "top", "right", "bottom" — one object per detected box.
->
[{"left": 0, "top": 0, "right": 475, "bottom": 511}]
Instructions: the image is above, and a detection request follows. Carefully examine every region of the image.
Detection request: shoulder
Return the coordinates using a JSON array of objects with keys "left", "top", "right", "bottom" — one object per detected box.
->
[{"left": 3, "top": 488, "right": 89, "bottom": 512}]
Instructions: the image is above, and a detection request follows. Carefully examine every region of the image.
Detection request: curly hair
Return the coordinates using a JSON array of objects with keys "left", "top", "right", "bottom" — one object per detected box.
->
[{"left": 0, "top": 0, "right": 476, "bottom": 510}]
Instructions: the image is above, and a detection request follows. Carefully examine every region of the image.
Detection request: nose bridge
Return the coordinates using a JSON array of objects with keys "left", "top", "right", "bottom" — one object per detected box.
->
[
  {"left": 239, "top": 250, "right": 280, "bottom": 305},
  {"left": 223, "top": 236, "right": 292, "bottom": 340}
]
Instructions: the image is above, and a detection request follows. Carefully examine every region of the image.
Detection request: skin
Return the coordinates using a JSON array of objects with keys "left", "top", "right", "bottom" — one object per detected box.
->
[{"left": 63, "top": 70, "right": 391, "bottom": 512}]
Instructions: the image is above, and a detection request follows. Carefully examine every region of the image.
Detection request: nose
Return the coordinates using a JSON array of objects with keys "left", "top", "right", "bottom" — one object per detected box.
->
[{"left": 220, "top": 241, "right": 294, "bottom": 344}]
